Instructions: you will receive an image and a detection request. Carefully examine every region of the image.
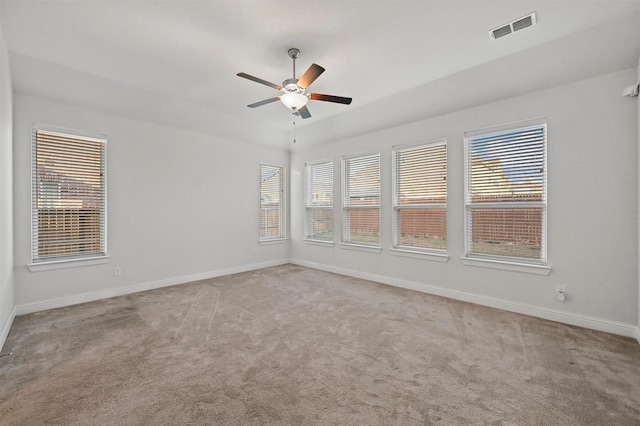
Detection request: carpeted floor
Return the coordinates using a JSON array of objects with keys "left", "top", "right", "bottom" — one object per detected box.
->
[{"left": 1, "top": 264, "right": 639, "bottom": 425}]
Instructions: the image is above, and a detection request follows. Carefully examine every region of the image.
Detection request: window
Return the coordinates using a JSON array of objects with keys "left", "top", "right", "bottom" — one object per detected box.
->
[
  {"left": 305, "top": 161, "right": 334, "bottom": 242},
  {"left": 392, "top": 139, "right": 447, "bottom": 253},
  {"left": 342, "top": 153, "right": 380, "bottom": 246},
  {"left": 464, "top": 119, "right": 547, "bottom": 264},
  {"left": 260, "top": 164, "right": 285, "bottom": 241},
  {"left": 31, "top": 127, "right": 107, "bottom": 263}
]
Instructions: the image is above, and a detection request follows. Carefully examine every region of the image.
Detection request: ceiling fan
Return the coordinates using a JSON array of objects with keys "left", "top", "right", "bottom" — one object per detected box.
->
[{"left": 237, "top": 48, "right": 352, "bottom": 119}]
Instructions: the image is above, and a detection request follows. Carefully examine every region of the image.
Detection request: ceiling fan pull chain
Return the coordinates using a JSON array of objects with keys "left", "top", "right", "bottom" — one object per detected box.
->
[{"left": 293, "top": 118, "right": 297, "bottom": 143}]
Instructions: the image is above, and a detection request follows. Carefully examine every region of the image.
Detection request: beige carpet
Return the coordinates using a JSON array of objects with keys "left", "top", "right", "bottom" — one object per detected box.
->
[{"left": 1, "top": 264, "right": 639, "bottom": 425}]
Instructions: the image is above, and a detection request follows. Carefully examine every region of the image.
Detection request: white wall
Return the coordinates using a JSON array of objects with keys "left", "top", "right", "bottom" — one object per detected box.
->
[
  {"left": 291, "top": 68, "right": 639, "bottom": 337},
  {"left": 0, "top": 15, "right": 14, "bottom": 349},
  {"left": 12, "top": 94, "right": 289, "bottom": 310}
]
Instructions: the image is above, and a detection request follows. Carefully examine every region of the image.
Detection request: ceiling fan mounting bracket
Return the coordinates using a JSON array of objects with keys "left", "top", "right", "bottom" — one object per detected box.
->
[{"left": 287, "top": 48, "right": 300, "bottom": 60}]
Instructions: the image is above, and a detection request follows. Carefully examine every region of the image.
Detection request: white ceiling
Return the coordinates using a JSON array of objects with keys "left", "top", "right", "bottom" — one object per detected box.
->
[{"left": 1, "top": 1, "right": 639, "bottom": 150}]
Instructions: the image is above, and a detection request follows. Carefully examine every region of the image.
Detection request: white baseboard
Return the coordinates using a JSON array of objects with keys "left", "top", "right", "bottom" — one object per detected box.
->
[
  {"left": 291, "top": 259, "right": 639, "bottom": 340},
  {"left": 10, "top": 258, "right": 640, "bottom": 343},
  {"left": 0, "top": 305, "right": 17, "bottom": 352},
  {"left": 15, "top": 259, "right": 289, "bottom": 316}
]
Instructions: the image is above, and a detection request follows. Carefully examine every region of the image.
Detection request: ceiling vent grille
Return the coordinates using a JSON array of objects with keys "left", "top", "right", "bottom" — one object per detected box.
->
[{"left": 490, "top": 12, "right": 536, "bottom": 40}]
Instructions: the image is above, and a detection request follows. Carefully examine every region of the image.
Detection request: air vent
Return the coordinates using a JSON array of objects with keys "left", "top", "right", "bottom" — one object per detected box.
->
[
  {"left": 490, "top": 12, "right": 537, "bottom": 40},
  {"left": 492, "top": 25, "right": 512, "bottom": 39}
]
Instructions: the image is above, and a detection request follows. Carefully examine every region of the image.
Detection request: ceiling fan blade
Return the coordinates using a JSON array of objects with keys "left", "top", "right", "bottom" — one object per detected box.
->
[
  {"left": 237, "top": 72, "right": 282, "bottom": 91},
  {"left": 247, "top": 97, "right": 280, "bottom": 108},
  {"left": 309, "top": 93, "right": 352, "bottom": 105},
  {"left": 298, "top": 105, "right": 311, "bottom": 119},
  {"left": 297, "top": 64, "right": 325, "bottom": 89}
]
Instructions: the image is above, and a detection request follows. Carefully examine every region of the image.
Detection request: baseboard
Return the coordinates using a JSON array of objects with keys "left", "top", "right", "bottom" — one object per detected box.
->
[
  {"left": 291, "top": 259, "right": 639, "bottom": 340},
  {"left": 15, "top": 259, "right": 289, "bottom": 316},
  {"left": 11, "top": 258, "right": 640, "bottom": 342},
  {"left": 0, "top": 305, "right": 17, "bottom": 352}
]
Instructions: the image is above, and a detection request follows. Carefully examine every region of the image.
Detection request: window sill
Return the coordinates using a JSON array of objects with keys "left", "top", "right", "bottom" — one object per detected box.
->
[
  {"left": 259, "top": 238, "right": 288, "bottom": 246},
  {"left": 304, "top": 239, "right": 335, "bottom": 247},
  {"left": 340, "top": 243, "right": 382, "bottom": 254},
  {"left": 461, "top": 256, "right": 551, "bottom": 276},
  {"left": 391, "top": 248, "right": 449, "bottom": 263},
  {"left": 28, "top": 255, "right": 110, "bottom": 272}
]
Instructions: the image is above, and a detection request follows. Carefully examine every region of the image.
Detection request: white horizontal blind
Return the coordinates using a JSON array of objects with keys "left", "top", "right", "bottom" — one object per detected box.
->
[
  {"left": 464, "top": 120, "right": 546, "bottom": 263},
  {"left": 393, "top": 140, "right": 447, "bottom": 251},
  {"left": 260, "top": 164, "right": 285, "bottom": 240},
  {"left": 305, "top": 161, "right": 333, "bottom": 241},
  {"left": 343, "top": 153, "right": 380, "bottom": 245},
  {"left": 32, "top": 129, "right": 107, "bottom": 262}
]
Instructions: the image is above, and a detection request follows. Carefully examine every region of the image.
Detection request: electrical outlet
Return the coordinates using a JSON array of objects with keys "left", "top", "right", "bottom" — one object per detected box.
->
[
  {"left": 113, "top": 267, "right": 122, "bottom": 277},
  {"left": 555, "top": 284, "right": 566, "bottom": 302}
]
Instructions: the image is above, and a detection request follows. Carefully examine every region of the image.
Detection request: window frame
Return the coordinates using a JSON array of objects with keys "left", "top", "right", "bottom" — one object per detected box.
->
[
  {"left": 463, "top": 118, "right": 549, "bottom": 272},
  {"left": 259, "top": 163, "right": 286, "bottom": 243},
  {"left": 29, "top": 123, "right": 108, "bottom": 271},
  {"left": 304, "top": 159, "right": 334, "bottom": 243},
  {"left": 341, "top": 152, "right": 381, "bottom": 250},
  {"left": 392, "top": 138, "right": 448, "bottom": 257}
]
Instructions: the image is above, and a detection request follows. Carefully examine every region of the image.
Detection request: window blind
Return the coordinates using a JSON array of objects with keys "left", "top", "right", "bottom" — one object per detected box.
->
[
  {"left": 343, "top": 153, "right": 380, "bottom": 245},
  {"left": 260, "top": 164, "right": 285, "bottom": 240},
  {"left": 393, "top": 140, "right": 447, "bottom": 251},
  {"left": 464, "top": 121, "right": 546, "bottom": 263},
  {"left": 305, "top": 161, "right": 333, "bottom": 241},
  {"left": 32, "top": 129, "right": 107, "bottom": 262}
]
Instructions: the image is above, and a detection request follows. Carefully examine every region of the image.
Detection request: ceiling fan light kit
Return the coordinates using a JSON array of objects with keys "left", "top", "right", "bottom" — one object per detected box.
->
[
  {"left": 237, "top": 48, "right": 352, "bottom": 119},
  {"left": 280, "top": 92, "right": 308, "bottom": 110}
]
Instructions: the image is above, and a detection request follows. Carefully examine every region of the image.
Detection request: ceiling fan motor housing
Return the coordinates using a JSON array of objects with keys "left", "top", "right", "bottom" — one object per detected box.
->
[{"left": 282, "top": 78, "right": 305, "bottom": 94}]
